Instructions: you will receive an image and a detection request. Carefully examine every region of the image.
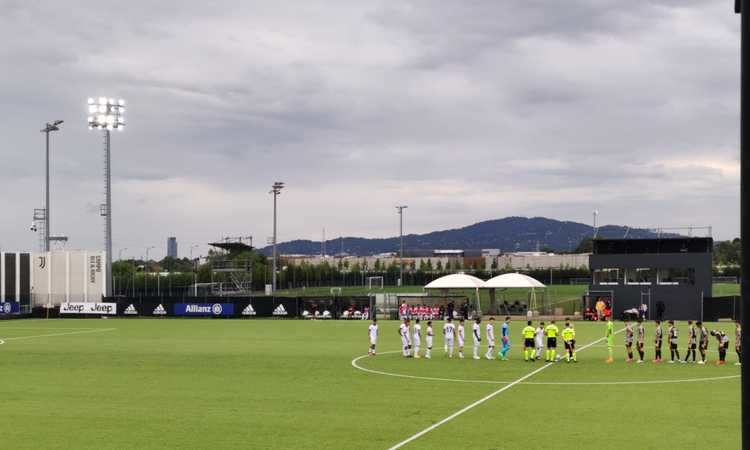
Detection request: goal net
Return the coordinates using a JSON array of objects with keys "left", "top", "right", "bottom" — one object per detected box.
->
[{"left": 367, "top": 276, "right": 384, "bottom": 290}]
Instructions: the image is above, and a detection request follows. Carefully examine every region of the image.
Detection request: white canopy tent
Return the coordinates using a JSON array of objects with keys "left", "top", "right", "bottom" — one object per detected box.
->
[
  {"left": 482, "top": 273, "right": 546, "bottom": 314},
  {"left": 483, "top": 273, "right": 545, "bottom": 289},
  {"left": 424, "top": 273, "right": 485, "bottom": 317}
]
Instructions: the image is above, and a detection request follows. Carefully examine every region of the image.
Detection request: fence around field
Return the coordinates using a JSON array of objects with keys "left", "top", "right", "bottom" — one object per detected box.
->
[{"left": 702, "top": 296, "right": 741, "bottom": 322}]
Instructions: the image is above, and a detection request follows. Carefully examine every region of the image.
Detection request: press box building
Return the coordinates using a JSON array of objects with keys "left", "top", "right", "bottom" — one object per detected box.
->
[{"left": 588, "top": 237, "right": 712, "bottom": 320}]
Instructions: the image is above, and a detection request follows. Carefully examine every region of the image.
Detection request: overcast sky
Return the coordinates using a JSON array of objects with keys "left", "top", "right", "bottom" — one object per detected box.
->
[{"left": 0, "top": 0, "right": 740, "bottom": 259}]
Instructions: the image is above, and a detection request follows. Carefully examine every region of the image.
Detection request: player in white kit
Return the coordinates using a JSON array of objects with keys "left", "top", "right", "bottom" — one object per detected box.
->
[
  {"left": 457, "top": 319, "right": 466, "bottom": 359},
  {"left": 367, "top": 318, "right": 378, "bottom": 356},
  {"left": 399, "top": 318, "right": 412, "bottom": 357},
  {"left": 485, "top": 317, "right": 496, "bottom": 360},
  {"left": 425, "top": 321, "right": 434, "bottom": 358},
  {"left": 413, "top": 318, "right": 422, "bottom": 358},
  {"left": 443, "top": 318, "right": 456, "bottom": 358},
  {"left": 472, "top": 317, "right": 482, "bottom": 359},
  {"left": 535, "top": 322, "right": 545, "bottom": 360}
]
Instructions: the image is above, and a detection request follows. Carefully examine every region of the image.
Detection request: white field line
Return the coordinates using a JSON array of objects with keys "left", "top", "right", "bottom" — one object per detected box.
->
[
  {"left": 386, "top": 329, "right": 624, "bottom": 450},
  {"left": 352, "top": 351, "right": 739, "bottom": 386},
  {"left": 0, "top": 327, "right": 103, "bottom": 330},
  {"left": 352, "top": 351, "right": 506, "bottom": 385},
  {"left": 1, "top": 328, "right": 116, "bottom": 341}
]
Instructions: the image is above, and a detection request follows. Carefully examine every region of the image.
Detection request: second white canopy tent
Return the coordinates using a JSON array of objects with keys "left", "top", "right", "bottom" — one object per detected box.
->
[{"left": 424, "top": 272, "right": 546, "bottom": 316}]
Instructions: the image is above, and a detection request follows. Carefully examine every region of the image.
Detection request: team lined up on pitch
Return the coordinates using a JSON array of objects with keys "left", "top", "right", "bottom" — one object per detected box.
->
[{"left": 366, "top": 317, "right": 742, "bottom": 366}]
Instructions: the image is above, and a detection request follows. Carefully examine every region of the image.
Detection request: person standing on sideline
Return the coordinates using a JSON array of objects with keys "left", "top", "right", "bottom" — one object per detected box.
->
[
  {"left": 443, "top": 318, "right": 456, "bottom": 358},
  {"left": 624, "top": 319, "right": 634, "bottom": 363},
  {"left": 736, "top": 321, "right": 742, "bottom": 366},
  {"left": 472, "top": 317, "right": 482, "bottom": 360},
  {"left": 485, "top": 317, "right": 496, "bottom": 360},
  {"left": 544, "top": 320, "right": 559, "bottom": 362},
  {"left": 367, "top": 318, "right": 378, "bottom": 356},
  {"left": 399, "top": 318, "right": 412, "bottom": 357},
  {"left": 535, "top": 321, "right": 545, "bottom": 360},
  {"left": 605, "top": 316, "right": 615, "bottom": 364},
  {"left": 668, "top": 320, "right": 680, "bottom": 364},
  {"left": 697, "top": 321, "right": 709, "bottom": 365},
  {"left": 522, "top": 321, "right": 536, "bottom": 362},
  {"left": 499, "top": 316, "right": 511, "bottom": 360},
  {"left": 412, "top": 318, "right": 422, "bottom": 359},
  {"left": 457, "top": 319, "right": 465, "bottom": 359},
  {"left": 653, "top": 320, "right": 663, "bottom": 363},
  {"left": 636, "top": 318, "right": 646, "bottom": 363},
  {"left": 683, "top": 320, "right": 696, "bottom": 364},
  {"left": 425, "top": 320, "right": 434, "bottom": 359}
]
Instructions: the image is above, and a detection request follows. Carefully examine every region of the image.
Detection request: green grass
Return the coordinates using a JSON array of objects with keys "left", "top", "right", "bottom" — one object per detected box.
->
[
  {"left": 0, "top": 319, "right": 740, "bottom": 449},
  {"left": 713, "top": 282, "right": 740, "bottom": 296}
]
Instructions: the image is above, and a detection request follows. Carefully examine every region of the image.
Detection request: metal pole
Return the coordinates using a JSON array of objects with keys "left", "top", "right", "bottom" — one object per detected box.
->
[
  {"left": 396, "top": 206, "right": 407, "bottom": 287},
  {"left": 104, "top": 130, "right": 113, "bottom": 298},
  {"left": 738, "top": 2, "right": 750, "bottom": 448},
  {"left": 191, "top": 245, "right": 199, "bottom": 297},
  {"left": 273, "top": 190, "right": 278, "bottom": 293},
  {"left": 45, "top": 129, "right": 50, "bottom": 253}
]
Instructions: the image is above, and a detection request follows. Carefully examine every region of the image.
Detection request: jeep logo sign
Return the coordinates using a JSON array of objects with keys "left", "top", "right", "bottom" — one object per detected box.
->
[{"left": 59, "top": 302, "right": 117, "bottom": 315}]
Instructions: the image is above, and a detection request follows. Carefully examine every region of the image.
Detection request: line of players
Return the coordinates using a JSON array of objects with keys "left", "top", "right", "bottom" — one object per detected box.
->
[
  {"left": 368, "top": 316, "right": 579, "bottom": 363},
  {"left": 606, "top": 317, "right": 742, "bottom": 366},
  {"left": 367, "top": 317, "right": 742, "bottom": 366}
]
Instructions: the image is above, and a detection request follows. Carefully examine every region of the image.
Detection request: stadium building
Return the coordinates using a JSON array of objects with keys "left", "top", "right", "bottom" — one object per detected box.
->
[
  {"left": 587, "top": 237, "right": 712, "bottom": 320},
  {"left": 0, "top": 250, "right": 107, "bottom": 315}
]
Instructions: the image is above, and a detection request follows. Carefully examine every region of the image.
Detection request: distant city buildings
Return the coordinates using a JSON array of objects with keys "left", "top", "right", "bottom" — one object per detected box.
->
[
  {"left": 167, "top": 237, "right": 178, "bottom": 259},
  {"left": 280, "top": 251, "right": 590, "bottom": 271}
]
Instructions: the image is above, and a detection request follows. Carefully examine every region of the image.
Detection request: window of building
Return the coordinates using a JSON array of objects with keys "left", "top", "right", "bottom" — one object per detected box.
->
[
  {"left": 593, "top": 268, "right": 620, "bottom": 285},
  {"left": 656, "top": 268, "right": 695, "bottom": 285},
  {"left": 625, "top": 268, "right": 652, "bottom": 285}
]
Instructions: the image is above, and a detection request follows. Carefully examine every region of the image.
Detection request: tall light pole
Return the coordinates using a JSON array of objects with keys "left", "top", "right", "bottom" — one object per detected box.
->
[
  {"left": 190, "top": 244, "right": 199, "bottom": 297},
  {"left": 270, "top": 182, "right": 284, "bottom": 293},
  {"left": 145, "top": 246, "right": 155, "bottom": 297},
  {"left": 40, "top": 120, "right": 63, "bottom": 252},
  {"left": 734, "top": 2, "right": 749, "bottom": 446},
  {"left": 87, "top": 97, "right": 125, "bottom": 298},
  {"left": 592, "top": 209, "right": 599, "bottom": 239},
  {"left": 396, "top": 206, "right": 408, "bottom": 287}
]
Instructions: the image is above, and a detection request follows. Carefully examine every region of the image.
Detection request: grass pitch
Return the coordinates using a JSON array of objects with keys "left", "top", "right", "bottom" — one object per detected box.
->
[{"left": 0, "top": 318, "right": 740, "bottom": 449}]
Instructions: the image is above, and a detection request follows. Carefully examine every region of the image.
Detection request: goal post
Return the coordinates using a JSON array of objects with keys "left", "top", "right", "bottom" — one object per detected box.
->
[{"left": 367, "top": 276, "right": 384, "bottom": 290}]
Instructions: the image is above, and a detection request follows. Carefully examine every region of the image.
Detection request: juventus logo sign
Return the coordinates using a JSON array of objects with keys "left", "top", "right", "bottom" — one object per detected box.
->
[{"left": 38, "top": 256, "right": 46, "bottom": 269}]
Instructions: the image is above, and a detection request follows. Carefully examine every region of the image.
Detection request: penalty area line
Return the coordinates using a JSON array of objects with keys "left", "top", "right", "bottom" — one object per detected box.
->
[
  {"left": 1, "top": 328, "right": 116, "bottom": 342},
  {"left": 386, "top": 329, "right": 624, "bottom": 450}
]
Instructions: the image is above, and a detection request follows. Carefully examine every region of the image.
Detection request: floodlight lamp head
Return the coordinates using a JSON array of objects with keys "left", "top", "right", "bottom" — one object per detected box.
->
[{"left": 87, "top": 97, "right": 126, "bottom": 131}]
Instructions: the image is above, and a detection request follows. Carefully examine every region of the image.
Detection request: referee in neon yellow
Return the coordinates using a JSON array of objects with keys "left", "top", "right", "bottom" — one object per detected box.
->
[
  {"left": 562, "top": 321, "right": 576, "bottom": 363},
  {"left": 544, "top": 320, "right": 559, "bottom": 362},
  {"left": 522, "top": 321, "right": 536, "bottom": 362},
  {"left": 605, "top": 316, "right": 615, "bottom": 364}
]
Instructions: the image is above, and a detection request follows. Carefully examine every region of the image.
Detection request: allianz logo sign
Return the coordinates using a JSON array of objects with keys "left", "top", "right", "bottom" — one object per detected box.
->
[{"left": 185, "top": 303, "right": 224, "bottom": 315}]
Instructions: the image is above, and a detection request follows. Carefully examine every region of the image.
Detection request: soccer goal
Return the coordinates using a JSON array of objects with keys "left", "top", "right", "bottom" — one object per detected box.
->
[
  {"left": 367, "top": 276, "right": 384, "bottom": 290},
  {"left": 330, "top": 287, "right": 342, "bottom": 296}
]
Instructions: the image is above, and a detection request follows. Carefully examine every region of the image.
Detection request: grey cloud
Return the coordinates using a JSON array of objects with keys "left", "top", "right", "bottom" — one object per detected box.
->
[{"left": 0, "top": 0, "right": 741, "bottom": 258}]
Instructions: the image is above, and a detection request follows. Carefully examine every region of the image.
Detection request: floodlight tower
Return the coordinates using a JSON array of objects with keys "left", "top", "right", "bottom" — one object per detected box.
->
[
  {"left": 40, "top": 120, "right": 63, "bottom": 252},
  {"left": 396, "top": 206, "right": 408, "bottom": 287},
  {"left": 269, "top": 182, "right": 284, "bottom": 293},
  {"left": 87, "top": 97, "right": 125, "bottom": 298}
]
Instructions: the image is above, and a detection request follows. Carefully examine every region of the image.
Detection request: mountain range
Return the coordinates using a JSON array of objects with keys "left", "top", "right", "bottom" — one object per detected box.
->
[{"left": 259, "top": 216, "right": 669, "bottom": 256}]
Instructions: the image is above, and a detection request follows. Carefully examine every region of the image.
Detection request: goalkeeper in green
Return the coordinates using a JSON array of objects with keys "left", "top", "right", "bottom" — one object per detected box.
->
[{"left": 605, "top": 317, "right": 615, "bottom": 364}]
